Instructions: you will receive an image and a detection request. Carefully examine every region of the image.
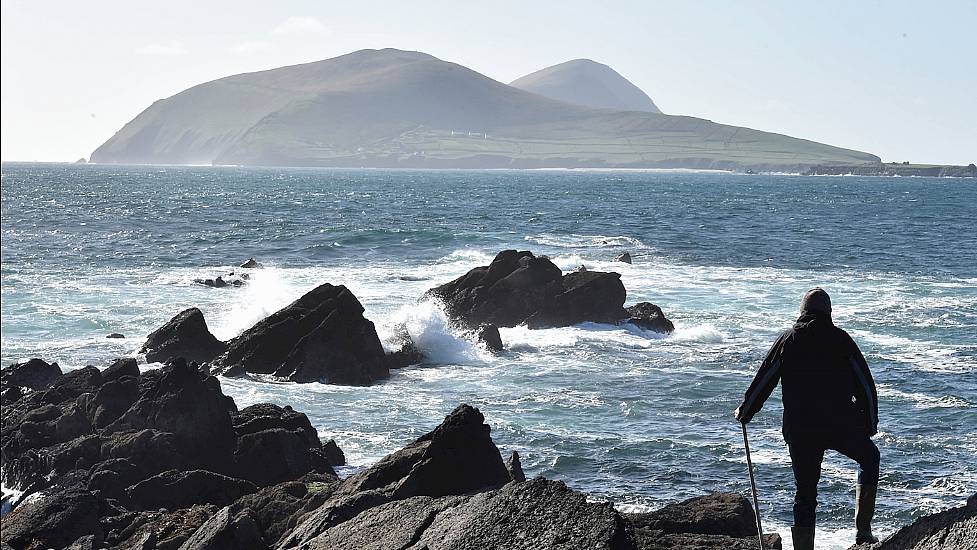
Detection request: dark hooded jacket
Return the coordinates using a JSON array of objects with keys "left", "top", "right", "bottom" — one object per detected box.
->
[{"left": 738, "top": 311, "right": 878, "bottom": 442}]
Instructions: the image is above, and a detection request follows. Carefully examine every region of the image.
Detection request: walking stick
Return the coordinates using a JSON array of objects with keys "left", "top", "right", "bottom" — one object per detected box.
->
[{"left": 742, "top": 422, "right": 766, "bottom": 550}]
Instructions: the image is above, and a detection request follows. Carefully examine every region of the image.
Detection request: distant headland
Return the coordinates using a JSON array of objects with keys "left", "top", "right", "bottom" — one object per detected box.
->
[{"left": 89, "top": 48, "right": 972, "bottom": 176}]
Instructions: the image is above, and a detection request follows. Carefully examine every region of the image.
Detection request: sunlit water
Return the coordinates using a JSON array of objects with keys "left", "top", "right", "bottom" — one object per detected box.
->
[{"left": 2, "top": 163, "right": 975, "bottom": 549}]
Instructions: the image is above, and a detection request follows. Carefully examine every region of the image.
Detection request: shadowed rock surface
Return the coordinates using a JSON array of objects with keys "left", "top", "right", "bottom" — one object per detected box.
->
[
  {"left": 211, "top": 283, "right": 389, "bottom": 385},
  {"left": 427, "top": 250, "right": 672, "bottom": 332},
  {"left": 0, "top": 358, "right": 337, "bottom": 550},
  {"left": 427, "top": 250, "right": 630, "bottom": 329},
  {"left": 1, "top": 358, "right": 62, "bottom": 392},
  {"left": 139, "top": 308, "right": 226, "bottom": 364},
  {"left": 625, "top": 303, "right": 675, "bottom": 334},
  {"left": 851, "top": 493, "right": 976, "bottom": 550}
]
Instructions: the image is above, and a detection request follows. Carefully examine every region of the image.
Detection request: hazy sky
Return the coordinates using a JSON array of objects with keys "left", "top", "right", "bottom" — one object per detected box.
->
[{"left": 2, "top": 1, "right": 975, "bottom": 164}]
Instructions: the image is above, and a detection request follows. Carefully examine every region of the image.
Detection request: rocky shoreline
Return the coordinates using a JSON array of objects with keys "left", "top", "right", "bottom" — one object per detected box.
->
[{"left": 2, "top": 250, "right": 974, "bottom": 549}]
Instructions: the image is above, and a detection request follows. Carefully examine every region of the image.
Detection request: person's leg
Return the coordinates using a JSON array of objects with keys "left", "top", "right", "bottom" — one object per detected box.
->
[
  {"left": 833, "top": 432, "right": 881, "bottom": 543},
  {"left": 788, "top": 438, "right": 824, "bottom": 550}
]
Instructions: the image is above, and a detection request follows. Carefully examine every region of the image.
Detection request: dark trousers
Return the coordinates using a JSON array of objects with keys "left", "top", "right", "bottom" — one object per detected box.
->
[{"left": 787, "top": 430, "right": 880, "bottom": 528}]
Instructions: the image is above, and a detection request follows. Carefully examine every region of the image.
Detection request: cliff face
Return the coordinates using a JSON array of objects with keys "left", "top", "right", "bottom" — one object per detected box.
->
[{"left": 92, "top": 48, "right": 880, "bottom": 171}]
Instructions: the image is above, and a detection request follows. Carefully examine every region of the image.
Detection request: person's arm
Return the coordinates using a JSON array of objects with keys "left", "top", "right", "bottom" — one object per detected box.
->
[
  {"left": 846, "top": 333, "right": 879, "bottom": 436},
  {"left": 736, "top": 332, "right": 788, "bottom": 423}
]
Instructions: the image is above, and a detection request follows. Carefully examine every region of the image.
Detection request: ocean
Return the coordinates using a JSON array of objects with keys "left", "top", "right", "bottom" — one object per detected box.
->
[{"left": 2, "top": 162, "right": 975, "bottom": 548}]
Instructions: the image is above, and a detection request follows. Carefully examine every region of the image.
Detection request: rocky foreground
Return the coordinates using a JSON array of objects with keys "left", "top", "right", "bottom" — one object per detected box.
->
[
  {"left": 2, "top": 356, "right": 785, "bottom": 550},
  {"left": 3, "top": 359, "right": 973, "bottom": 550}
]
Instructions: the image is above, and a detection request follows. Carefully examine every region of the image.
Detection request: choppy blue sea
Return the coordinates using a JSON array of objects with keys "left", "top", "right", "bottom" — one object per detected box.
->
[{"left": 2, "top": 163, "right": 975, "bottom": 548}]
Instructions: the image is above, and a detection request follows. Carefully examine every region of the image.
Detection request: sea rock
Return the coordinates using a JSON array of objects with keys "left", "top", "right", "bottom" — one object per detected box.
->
[
  {"left": 427, "top": 250, "right": 630, "bottom": 329},
  {"left": 102, "top": 357, "right": 140, "bottom": 382},
  {"left": 338, "top": 404, "right": 511, "bottom": 499},
  {"left": 140, "top": 307, "right": 227, "bottom": 364},
  {"left": 851, "top": 492, "right": 976, "bottom": 550},
  {"left": 230, "top": 403, "right": 335, "bottom": 486},
  {"left": 626, "top": 492, "right": 782, "bottom": 549},
  {"left": 526, "top": 270, "right": 628, "bottom": 328},
  {"left": 625, "top": 302, "right": 675, "bottom": 334},
  {"left": 240, "top": 258, "right": 262, "bottom": 269},
  {"left": 213, "top": 283, "right": 389, "bottom": 385},
  {"left": 102, "top": 504, "right": 217, "bottom": 550},
  {"left": 628, "top": 492, "right": 756, "bottom": 537},
  {"left": 176, "top": 505, "right": 266, "bottom": 550},
  {"left": 321, "top": 439, "right": 346, "bottom": 467},
  {"left": 616, "top": 252, "right": 633, "bottom": 264},
  {"left": 1, "top": 358, "right": 62, "bottom": 391},
  {"left": 0, "top": 485, "right": 106, "bottom": 550},
  {"left": 106, "top": 332, "right": 126, "bottom": 339},
  {"left": 106, "top": 358, "right": 237, "bottom": 470},
  {"left": 284, "top": 479, "right": 633, "bottom": 550},
  {"left": 385, "top": 328, "right": 425, "bottom": 369},
  {"left": 125, "top": 469, "right": 258, "bottom": 510},
  {"left": 506, "top": 450, "right": 526, "bottom": 482},
  {"left": 194, "top": 273, "right": 247, "bottom": 288},
  {"left": 475, "top": 323, "right": 504, "bottom": 352}
]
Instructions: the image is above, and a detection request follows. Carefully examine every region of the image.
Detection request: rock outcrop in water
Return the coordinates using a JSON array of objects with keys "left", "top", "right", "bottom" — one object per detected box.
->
[
  {"left": 139, "top": 308, "right": 226, "bottom": 364},
  {"left": 139, "top": 283, "right": 410, "bottom": 385},
  {"left": 210, "top": 283, "right": 391, "bottom": 384},
  {"left": 426, "top": 250, "right": 674, "bottom": 333}
]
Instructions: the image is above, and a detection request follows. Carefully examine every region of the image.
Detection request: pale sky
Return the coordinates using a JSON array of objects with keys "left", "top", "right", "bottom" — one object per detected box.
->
[{"left": 2, "top": 0, "right": 975, "bottom": 164}]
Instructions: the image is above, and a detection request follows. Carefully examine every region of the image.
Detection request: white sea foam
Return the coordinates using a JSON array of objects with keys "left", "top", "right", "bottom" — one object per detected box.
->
[{"left": 377, "top": 300, "right": 485, "bottom": 365}]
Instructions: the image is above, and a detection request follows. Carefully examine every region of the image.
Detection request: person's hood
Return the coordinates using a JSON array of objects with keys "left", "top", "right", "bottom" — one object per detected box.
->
[{"left": 794, "top": 311, "right": 833, "bottom": 330}]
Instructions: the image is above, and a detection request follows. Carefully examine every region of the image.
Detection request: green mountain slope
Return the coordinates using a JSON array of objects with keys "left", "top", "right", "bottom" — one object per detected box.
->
[{"left": 92, "top": 49, "right": 880, "bottom": 170}]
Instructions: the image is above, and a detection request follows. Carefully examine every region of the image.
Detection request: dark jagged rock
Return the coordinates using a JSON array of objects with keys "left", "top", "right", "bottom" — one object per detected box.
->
[
  {"left": 213, "top": 283, "right": 389, "bottom": 385},
  {"left": 321, "top": 439, "right": 346, "bottom": 467},
  {"left": 0, "top": 357, "right": 345, "bottom": 549},
  {"left": 0, "top": 485, "right": 106, "bottom": 550},
  {"left": 625, "top": 302, "right": 675, "bottom": 334},
  {"left": 506, "top": 450, "right": 526, "bottom": 482},
  {"left": 106, "top": 358, "right": 237, "bottom": 470},
  {"left": 231, "top": 403, "right": 335, "bottom": 486},
  {"left": 103, "top": 357, "right": 140, "bottom": 382},
  {"left": 526, "top": 270, "right": 628, "bottom": 328},
  {"left": 290, "top": 479, "right": 634, "bottom": 550},
  {"left": 626, "top": 492, "right": 782, "bottom": 550},
  {"left": 851, "top": 492, "right": 976, "bottom": 550},
  {"left": 427, "top": 250, "right": 563, "bottom": 328},
  {"left": 194, "top": 272, "right": 248, "bottom": 289},
  {"left": 627, "top": 492, "right": 755, "bottom": 537},
  {"left": 385, "top": 329, "right": 425, "bottom": 369},
  {"left": 176, "top": 505, "right": 266, "bottom": 550},
  {"left": 126, "top": 469, "right": 258, "bottom": 511},
  {"left": 1, "top": 358, "right": 62, "bottom": 391},
  {"left": 616, "top": 252, "right": 633, "bottom": 264},
  {"left": 240, "top": 258, "right": 262, "bottom": 269},
  {"left": 475, "top": 323, "right": 504, "bottom": 352},
  {"left": 103, "top": 504, "right": 217, "bottom": 550},
  {"left": 106, "top": 333, "right": 126, "bottom": 339},
  {"left": 339, "top": 404, "right": 511, "bottom": 499},
  {"left": 428, "top": 250, "right": 635, "bottom": 330},
  {"left": 140, "top": 308, "right": 227, "bottom": 364}
]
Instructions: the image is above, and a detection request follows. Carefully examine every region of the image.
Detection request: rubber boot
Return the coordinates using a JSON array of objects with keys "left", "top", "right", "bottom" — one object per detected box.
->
[
  {"left": 855, "top": 483, "right": 879, "bottom": 544},
  {"left": 791, "top": 526, "right": 815, "bottom": 550}
]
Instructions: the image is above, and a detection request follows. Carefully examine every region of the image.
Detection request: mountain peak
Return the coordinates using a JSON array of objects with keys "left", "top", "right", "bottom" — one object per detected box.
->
[{"left": 510, "top": 59, "right": 661, "bottom": 113}]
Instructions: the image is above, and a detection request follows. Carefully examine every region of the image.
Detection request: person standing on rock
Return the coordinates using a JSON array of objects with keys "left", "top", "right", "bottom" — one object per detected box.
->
[{"left": 733, "top": 288, "right": 880, "bottom": 550}]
